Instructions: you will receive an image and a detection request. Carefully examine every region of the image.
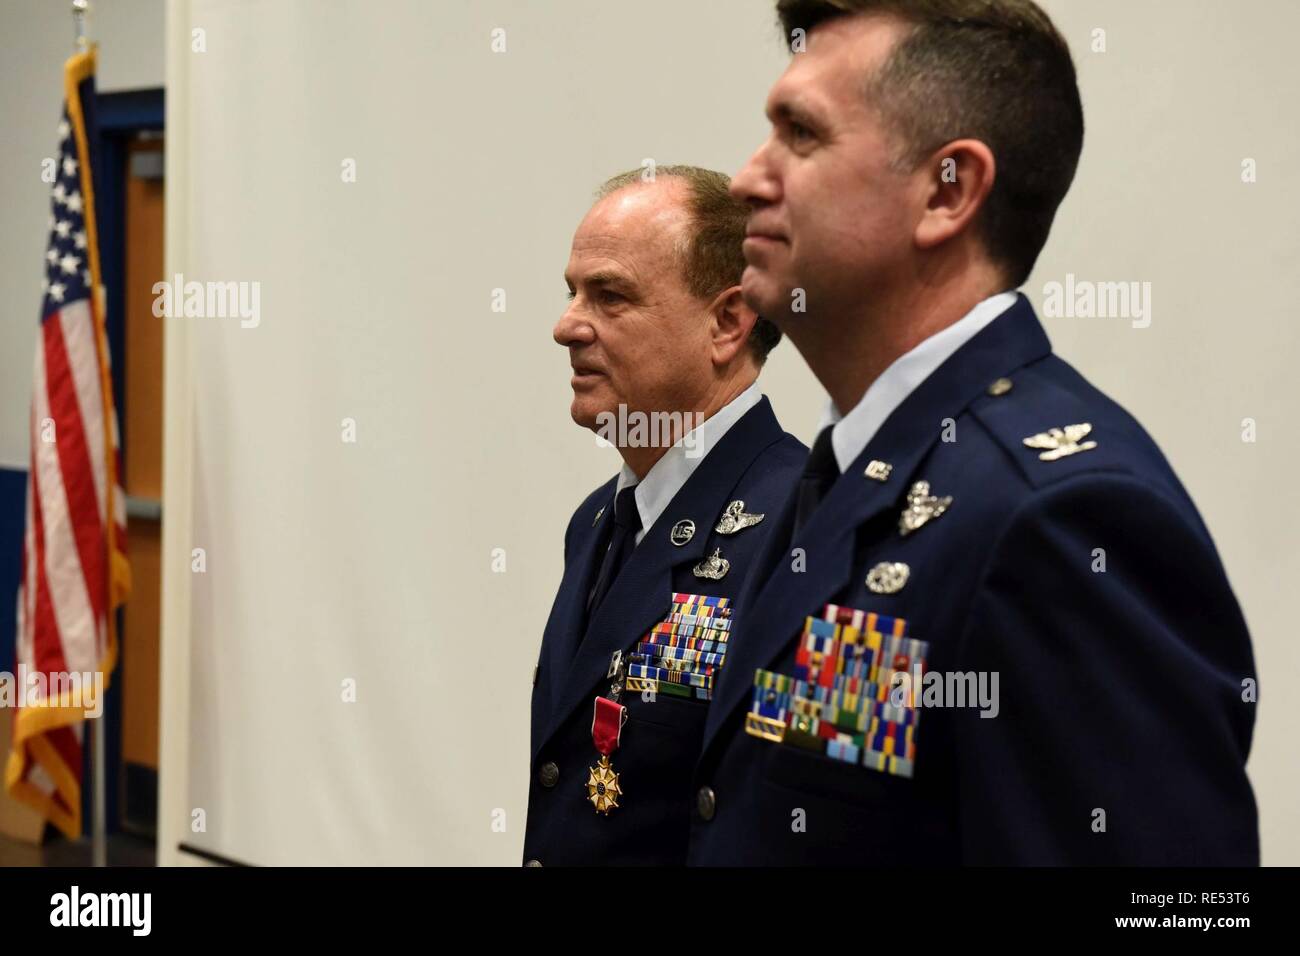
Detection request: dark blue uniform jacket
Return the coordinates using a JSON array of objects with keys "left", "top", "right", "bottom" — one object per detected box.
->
[
  {"left": 525, "top": 396, "right": 805, "bottom": 865},
  {"left": 688, "top": 297, "right": 1258, "bottom": 866}
]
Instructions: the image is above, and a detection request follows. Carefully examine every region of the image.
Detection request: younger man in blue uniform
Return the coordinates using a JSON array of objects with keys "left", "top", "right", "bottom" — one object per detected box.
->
[{"left": 688, "top": 0, "right": 1258, "bottom": 865}]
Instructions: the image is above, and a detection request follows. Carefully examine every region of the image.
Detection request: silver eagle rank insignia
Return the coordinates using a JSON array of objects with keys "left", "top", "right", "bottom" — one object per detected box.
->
[{"left": 1023, "top": 423, "right": 1098, "bottom": 462}]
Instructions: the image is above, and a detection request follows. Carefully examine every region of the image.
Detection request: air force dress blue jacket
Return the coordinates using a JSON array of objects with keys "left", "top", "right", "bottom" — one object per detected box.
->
[
  {"left": 687, "top": 296, "right": 1258, "bottom": 866},
  {"left": 525, "top": 395, "right": 805, "bottom": 865}
]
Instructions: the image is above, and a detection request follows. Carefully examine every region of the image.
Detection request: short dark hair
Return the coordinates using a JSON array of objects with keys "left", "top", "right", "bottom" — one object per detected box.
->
[
  {"left": 777, "top": 0, "right": 1084, "bottom": 286},
  {"left": 597, "top": 166, "right": 783, "bottom": 364}
]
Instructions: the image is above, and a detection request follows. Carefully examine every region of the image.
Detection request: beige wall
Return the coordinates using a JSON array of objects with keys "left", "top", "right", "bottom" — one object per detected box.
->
[
  {"left": 1035, "top": 0, "right": 1298, "bottom": 865},
  {"left": 153, "top": 0, "right": 1298, "bottom": 865}
]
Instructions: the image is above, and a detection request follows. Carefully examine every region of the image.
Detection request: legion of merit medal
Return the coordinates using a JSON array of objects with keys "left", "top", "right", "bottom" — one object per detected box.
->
[{"left": 587, "top": 695, "right": 628, "bottom": 815}]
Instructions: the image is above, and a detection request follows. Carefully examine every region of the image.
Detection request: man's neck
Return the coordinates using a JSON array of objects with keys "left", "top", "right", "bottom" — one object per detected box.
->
[
  {"left": 617, "top": 373, "right": 757, "bottom": 481},
  {"left": 791, "top": 268, "right": 1006, "bottom": 414}
]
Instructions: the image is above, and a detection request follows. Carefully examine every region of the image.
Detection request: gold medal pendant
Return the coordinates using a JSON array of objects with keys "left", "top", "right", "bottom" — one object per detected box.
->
[
  {"left": 589, "top": 694, "right": 628, "bottom": 815},
  {"left": 586, "top": 755, "right": 623, "bottom": 814}
]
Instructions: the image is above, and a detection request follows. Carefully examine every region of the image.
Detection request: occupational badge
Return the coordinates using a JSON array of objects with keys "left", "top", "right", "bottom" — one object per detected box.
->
[
  {"left": 714, "top": 500, "right": 765, "bottom": 535},
  {"left": 866, "top": 561, "right": 909, "bottom": 594},
  {"left": 692, "top": 547, "right": 730, "bottom": 581},
  {"left": 898, "top": 480, "right": 952, "bottom": 537}
]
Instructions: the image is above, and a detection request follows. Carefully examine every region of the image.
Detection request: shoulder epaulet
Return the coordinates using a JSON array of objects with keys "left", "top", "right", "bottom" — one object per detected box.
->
[{"left": 967, "top": 360, "right": 1148, "bottom": 491}]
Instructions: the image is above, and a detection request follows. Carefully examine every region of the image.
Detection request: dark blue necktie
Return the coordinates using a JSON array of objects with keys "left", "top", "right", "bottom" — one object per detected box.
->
[
  {"left": 793, "top": 426, "right": 838, "bottom": 535},
  {"left": 586, "top": 484, "right": 642, "bottom": 619}
]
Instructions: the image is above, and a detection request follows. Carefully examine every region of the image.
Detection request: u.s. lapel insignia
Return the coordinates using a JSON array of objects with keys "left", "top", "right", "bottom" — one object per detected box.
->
[
  {"left": 715, "top": 499, "right": 765, "bottom": 535},
  {"left": 898, "top": 480, "right": 952, "bottom": 537},
  {"left": 864, "top": 460, "right": 893, "bottom": 482},
  {"left": 670, "top": 519, "right": 696, "bottom": 546},
  {"left": 866, "top": 561, "right": 909, "bottom": 594},
  {"left": 592, "top": 505, "right": 605, "bottom": 527},
  {"left": 693, "top": 547, "right": 730, "bottom": 581},
  {"left": 1023, "top": 423, "right": 1098, "bottom": 462}
]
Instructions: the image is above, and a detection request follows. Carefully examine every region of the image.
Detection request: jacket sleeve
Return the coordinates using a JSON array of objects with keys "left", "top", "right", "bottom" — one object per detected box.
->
[{"left": 952, "top": 472, "right": 1258, "bottom": 864}]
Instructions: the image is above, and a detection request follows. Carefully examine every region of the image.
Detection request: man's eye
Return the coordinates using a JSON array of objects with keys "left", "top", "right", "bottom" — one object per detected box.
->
[
  {"left": 790, "top": 122, "right": 814, "bottom": 142},
  {"left": 599, "top": 290, "right": 625, "bottom": 304}
]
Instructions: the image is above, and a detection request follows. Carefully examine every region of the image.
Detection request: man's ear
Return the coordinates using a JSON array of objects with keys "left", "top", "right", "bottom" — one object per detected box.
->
[
  {"left": 708, "top": 286, "right": 759, "bottom": 367},
  {"left": 915, "top": 139, "right": 997, "bottom": 251}
]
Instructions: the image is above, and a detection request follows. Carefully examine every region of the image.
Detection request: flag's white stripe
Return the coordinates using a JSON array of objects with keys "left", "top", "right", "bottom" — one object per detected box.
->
[
  {"left": 28, "top": 763, "right": 56, "bottom": 795},
  {"left": 31, "top": 340, "right": 100, "bottom": 681},
  {"left": 57, "top": 301, "right": 107, "bottom": 525}
]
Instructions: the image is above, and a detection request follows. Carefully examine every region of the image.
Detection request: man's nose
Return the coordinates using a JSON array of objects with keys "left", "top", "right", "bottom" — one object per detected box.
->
[
  {"left": 730, "top": 139, "right": 779, "bottom": 208},
  {"left": 553, "top": 302, "right": 595, "bottom": 348}
]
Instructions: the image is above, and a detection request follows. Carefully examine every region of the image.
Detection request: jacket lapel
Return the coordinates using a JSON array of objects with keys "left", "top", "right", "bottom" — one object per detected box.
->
[
  {"left": 532, "top": 482, "right": 614, "bottom": 756},
  {"left": 702, "top": 295, "right": 1052, "bottom": 751},
  {"left": 537, "top": 398, "right": 786, "bottom": 755}
]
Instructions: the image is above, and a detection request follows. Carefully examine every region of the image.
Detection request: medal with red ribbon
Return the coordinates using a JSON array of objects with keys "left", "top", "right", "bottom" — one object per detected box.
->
[{"left": 587, "top": 695, "right": 628, "bottom": 815}]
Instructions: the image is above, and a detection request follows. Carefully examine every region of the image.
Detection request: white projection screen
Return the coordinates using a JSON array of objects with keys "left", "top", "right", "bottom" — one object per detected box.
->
[
  {"left": 161, "top": 0, "right": 820, "bottom": 866},
  {"left": 159, "top": 0, "right": 1299, "bottom": 865}
]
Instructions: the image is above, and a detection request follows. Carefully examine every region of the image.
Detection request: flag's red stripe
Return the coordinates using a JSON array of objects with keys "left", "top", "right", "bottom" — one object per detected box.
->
[
  {"left": 47, "top": 725, "right": 82, "bottom": 785},
  {"left": 42, "top": 316, "right": 108, "bottom": 623},
  {"left": 27, "top": 457, "right": 71, "bottom": 677}
]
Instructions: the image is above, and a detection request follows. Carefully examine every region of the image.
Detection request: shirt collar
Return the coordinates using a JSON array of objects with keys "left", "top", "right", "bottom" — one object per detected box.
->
[
  {"left": 616, "top": 381, "right": 763, "bottom": 544},
  {"left": 819, "top": 291, "right": 1018, "bottom": 473}
]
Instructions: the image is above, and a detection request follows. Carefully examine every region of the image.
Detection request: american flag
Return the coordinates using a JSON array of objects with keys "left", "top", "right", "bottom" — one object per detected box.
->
[{"left": 5, "top": 46, "right": 130, "bottom": 839}]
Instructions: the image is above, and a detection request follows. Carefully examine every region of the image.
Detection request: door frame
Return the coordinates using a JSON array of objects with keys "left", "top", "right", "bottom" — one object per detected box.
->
[{"left": 89, "top": 86, "right": 164, "bottom": 839}]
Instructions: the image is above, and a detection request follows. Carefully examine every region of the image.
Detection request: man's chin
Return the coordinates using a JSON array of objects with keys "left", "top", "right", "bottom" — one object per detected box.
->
[
  {"left": 569, "top": 397, "right": 609, "bottom": 432},
  {"left": 741, "top": 269, "right": 796, "bottom": 329}
]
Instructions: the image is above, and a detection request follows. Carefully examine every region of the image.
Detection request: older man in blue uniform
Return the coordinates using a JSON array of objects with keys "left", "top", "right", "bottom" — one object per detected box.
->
[
  {"left": 688, "top": 0, "right": 1258, "bottom": 865},
  {"left": 524, "top": 166, "right": 805, "bottom": 865}
]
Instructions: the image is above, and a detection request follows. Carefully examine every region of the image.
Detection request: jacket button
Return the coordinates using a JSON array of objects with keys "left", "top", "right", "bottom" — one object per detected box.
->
[
  {"left": 696, "top": 786, "right": 716, "bottom": 821},
  {"left": 524, "top": 859, "right": 543, "bottom": 867},
  {"left": 537, "top": 761, "right": 560, "bottom": 788}
]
